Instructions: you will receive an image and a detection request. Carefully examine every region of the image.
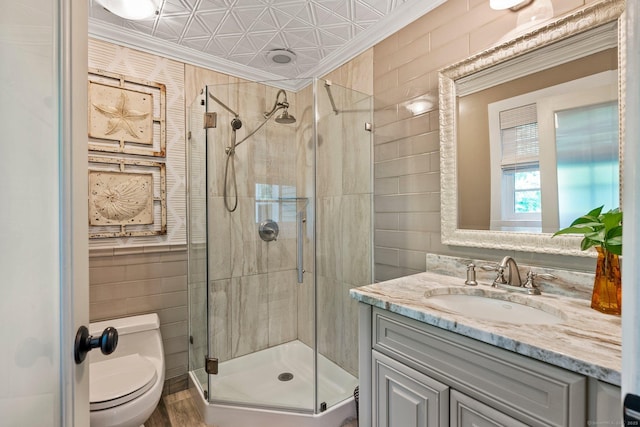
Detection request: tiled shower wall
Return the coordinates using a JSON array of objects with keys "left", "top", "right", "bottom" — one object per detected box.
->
[
  {"left": 185, "top": 68, "right": 305, "bottom": 372},
  {"left": 372, "top": 0, "right": 596, "bottom": 282}
]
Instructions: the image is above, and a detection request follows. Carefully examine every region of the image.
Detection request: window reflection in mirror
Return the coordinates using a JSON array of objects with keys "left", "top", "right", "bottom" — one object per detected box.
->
[{"left": 457, "top": 47, "right": 618, "bottom": 232}]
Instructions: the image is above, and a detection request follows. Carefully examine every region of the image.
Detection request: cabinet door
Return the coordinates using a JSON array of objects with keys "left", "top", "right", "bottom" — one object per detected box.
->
[
  {"left": 373, "top": 350, "right": 449, "bottom": 427},
  {"left": 450, "top": 390, "right": 529, "bottom": 427},
  {"left": 588, "top": 378, "right": 622, "bottom": 424}
]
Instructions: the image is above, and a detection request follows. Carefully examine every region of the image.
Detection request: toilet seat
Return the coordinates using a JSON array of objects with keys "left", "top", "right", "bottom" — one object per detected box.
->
[{"left": 90, "top": 353, "right": 158, "bottom": 411}]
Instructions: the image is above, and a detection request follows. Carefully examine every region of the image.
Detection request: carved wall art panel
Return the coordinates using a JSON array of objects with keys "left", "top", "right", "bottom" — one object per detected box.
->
[
  {"left": 89, "top": 171, "right": 154, "bottom": 226},
  {"left": 89, "top": 83, "right": 153, "bottom": 144},
  {"left": 88, "top": 68, "right": 166, "bottom": 157},
  {"left": 89, "top": 156, "right": 167, "bottom": 239}
]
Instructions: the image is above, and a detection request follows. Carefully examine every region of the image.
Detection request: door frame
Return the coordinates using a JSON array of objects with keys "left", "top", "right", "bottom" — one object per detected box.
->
[{"left": 60, "top": 1, "right": 89, "bottom": 425}]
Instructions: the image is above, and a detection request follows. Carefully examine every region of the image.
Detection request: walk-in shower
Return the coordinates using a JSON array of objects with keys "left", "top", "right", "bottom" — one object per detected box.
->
[{"left": 187, "top": 79, "right": 373, "bottom": 426}]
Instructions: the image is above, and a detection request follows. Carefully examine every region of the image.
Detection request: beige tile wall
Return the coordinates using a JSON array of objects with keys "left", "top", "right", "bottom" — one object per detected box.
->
[
  {"left": 89, "top": 246, "right": 189, "bottom": 380},
  {"left": 373, "top": 0, "right": 595, "bottom": 282}
]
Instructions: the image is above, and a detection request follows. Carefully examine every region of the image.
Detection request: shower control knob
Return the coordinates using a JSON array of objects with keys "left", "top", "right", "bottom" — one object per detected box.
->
[
  {"left": 74, "top": 325, "right": 118, "bottom": 364},
  {"left": 259, "top": 220, "right": 279, "bottom": 242}
]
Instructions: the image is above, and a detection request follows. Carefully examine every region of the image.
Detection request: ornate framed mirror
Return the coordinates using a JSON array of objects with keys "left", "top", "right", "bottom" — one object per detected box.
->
[{"left": 439, "top": 0, "right": 625, "bottom": 256}]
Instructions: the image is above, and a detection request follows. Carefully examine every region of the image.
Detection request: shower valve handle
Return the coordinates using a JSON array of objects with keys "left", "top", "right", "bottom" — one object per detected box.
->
[{"left": 259, "top": 220, "right": 279, "bottom": 242}]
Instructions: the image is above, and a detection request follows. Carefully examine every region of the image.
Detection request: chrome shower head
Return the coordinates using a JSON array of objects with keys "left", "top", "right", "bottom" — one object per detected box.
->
[
  {"left": 275, "top": 109, "right": 296, "bottom": 124},
  {"left": 264, "top": 89, "right": 296, "bottom": 124}
]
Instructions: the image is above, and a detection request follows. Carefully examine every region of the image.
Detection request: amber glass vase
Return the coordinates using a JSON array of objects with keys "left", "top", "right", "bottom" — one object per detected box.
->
[{"left": 591, "top": 247, "right": 621, "bottom": 315}]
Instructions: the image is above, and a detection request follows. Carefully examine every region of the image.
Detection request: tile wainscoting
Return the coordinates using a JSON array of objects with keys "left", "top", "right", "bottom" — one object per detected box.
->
[{"left": 89, "top": 245, "right": 188, "bottom": 381}]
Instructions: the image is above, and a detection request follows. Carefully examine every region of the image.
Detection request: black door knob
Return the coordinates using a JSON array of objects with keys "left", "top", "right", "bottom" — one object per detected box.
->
[
  {"left": 74, "top": 325, "right": 118, "bottom": 364},
  {"left": 625, "top": 393, "right": 640, "bottom": 423}
]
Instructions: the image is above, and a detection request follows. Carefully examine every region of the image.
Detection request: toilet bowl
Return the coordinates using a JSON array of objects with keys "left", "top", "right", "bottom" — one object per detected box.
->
[{"left": 89, "top": 313, "right": 165, "bottom": 427}]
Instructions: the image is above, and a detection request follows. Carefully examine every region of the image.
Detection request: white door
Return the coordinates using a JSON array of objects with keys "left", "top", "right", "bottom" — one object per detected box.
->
[{"left": 0, "top": 1, "right": 89, "bottom": 426}]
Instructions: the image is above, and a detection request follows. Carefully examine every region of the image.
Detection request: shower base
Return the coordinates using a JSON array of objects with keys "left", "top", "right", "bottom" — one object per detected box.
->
[{"left": 189, "top": 340, "right": 358, "bottom": 427}]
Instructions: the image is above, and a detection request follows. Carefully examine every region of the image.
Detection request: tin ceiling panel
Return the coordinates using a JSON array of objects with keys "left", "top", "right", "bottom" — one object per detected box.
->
[{"left": 88, "top": 0, "right": 444, "bottom": 81}]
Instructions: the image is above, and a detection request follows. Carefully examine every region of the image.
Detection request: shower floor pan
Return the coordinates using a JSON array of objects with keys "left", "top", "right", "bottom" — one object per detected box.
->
[{"left": 190, "top": 340, "right": 358, "bottom": 427}]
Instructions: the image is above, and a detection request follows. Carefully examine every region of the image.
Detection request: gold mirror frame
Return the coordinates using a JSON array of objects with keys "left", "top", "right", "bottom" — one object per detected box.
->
[{"left": 438, "top": 0, "right": 625, "bottom": 257}]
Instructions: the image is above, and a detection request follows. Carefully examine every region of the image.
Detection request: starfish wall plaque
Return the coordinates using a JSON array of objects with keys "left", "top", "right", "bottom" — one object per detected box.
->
[
  {"left": 89, "top": 82, "right": 153, "bottom": 144},
  {"left": 87, "top": 68, "right": 166, "bottom": 157}
]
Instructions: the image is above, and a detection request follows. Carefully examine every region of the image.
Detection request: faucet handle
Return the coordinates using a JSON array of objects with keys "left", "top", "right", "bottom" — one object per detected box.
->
[
  {"left": 523, "top": 271, "right": 556, "bottom": 295},
  {"left": 481, "top": 264, "right": 506, "bottom": 287}
]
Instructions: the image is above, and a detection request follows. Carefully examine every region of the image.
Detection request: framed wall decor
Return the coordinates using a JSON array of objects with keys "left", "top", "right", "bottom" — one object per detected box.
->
[
  {"left": 88, "top": 156, "right": 167, "bottom": 239},
  {"left": 88, "top": 68, "right": 166, "bottom": 157}
]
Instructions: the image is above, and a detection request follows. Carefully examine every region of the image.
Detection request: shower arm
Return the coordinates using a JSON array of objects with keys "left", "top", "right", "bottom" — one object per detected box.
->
[
  {"left": 232, "top": 104, "right": 285, "bottom": 151},
  {"left": 263, "top": 89, "right": 289, "bottom": 118},
  {"left": 324, "top": 80, "right": 339, "bottom": 115},
  {"left": 208, "top": 92, "right": 240, "bottom": 118}
]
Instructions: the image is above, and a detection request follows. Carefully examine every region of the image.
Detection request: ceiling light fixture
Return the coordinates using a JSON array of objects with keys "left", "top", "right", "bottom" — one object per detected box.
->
[
  {"left": 95, "top": 0, "right": 162, "bottom": 20},
  {"left": 266, "top": 49, "right": 297, "bottom": 65},
  {"left": 490, "top": 0, "right": 533, "bottom": 11}
]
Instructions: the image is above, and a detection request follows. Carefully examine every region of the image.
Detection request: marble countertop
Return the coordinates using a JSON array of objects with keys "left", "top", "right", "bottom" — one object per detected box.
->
[{"left": 350, "top": 271, "right": 621, "bottom": 385}]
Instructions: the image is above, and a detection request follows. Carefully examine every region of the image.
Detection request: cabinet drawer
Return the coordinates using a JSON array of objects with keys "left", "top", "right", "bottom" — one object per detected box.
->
[{"left": 372, "top": 308, "right": 586, "bottom": 426}]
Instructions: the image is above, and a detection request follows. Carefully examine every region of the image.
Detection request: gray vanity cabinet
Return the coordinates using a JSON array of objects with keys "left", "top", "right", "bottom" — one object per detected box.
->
[
  {"left": 359, "top": 304, "right": 590, "bottom": 427},
  {"left": 372, "top": 350, "right": 449, "bottom": 426}
]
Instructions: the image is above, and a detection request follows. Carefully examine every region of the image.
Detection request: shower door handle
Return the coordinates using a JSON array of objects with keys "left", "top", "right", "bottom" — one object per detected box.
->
[{"left": 297, "top": 211, "right": 305, "bottom": 284}]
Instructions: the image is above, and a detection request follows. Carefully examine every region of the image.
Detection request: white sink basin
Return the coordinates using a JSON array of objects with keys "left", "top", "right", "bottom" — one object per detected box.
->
[{"left": 424, "top": 289, "right": 565, "bottom": 325}]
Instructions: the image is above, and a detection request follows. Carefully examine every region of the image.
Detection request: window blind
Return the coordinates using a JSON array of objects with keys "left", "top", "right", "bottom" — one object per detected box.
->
[{"left": 499, "top": 103, "right": 539, "bottom": 167}]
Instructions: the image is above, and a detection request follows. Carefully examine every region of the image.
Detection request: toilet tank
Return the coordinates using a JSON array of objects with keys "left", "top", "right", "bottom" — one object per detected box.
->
[{"left": 89, "top": 313, "right": 163, "bottom": 366}]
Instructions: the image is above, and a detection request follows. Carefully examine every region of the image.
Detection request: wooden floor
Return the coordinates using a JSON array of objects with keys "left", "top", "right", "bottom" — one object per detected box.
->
[
  {"left": 145, "top": 390, "right": 208, "bottom": 427},
  {"left": 145, "top": 389, "right": 359, "bottom": 427}
]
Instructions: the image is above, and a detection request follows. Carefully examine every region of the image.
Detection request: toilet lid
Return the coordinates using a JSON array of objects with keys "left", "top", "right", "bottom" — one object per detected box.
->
[{"left": 90, "top": 353, "right": 158, "bottom": 411}]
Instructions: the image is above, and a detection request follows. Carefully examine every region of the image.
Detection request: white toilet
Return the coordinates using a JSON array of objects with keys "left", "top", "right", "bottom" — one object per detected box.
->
[{"left": 89, "top": 313, "right": 165, "bottom": 427}]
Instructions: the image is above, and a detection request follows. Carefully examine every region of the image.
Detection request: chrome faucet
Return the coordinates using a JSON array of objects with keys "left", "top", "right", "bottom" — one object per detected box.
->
[{"left": 493, "top": 256, "right": 522, "bottom": 288}]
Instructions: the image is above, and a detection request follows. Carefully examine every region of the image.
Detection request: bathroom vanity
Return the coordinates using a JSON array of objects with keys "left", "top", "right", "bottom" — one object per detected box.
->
[{"left": 351, "top": 271, "right": 621, "bottom": 427}]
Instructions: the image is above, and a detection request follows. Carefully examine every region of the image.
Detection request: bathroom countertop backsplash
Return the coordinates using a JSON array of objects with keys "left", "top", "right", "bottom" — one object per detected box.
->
[{"left": 351, "top": 254, "right": 621, "bottom": 385}]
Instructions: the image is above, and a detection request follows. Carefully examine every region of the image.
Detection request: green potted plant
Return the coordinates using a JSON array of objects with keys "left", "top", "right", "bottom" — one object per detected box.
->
[{"left": 553, "top": 205, "right": 622, "bottom": 315}]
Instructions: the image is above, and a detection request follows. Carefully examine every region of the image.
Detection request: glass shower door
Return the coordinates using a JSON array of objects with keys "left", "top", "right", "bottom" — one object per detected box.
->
[
  {"left": 203, "top": 80, "right": 315, "bottom": 411},
  {"left": 315, "top": 80, "right": 373, "bottom": 412},
  {"left": 187, "top": 90, "right": 210, "bottom": 400}
]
